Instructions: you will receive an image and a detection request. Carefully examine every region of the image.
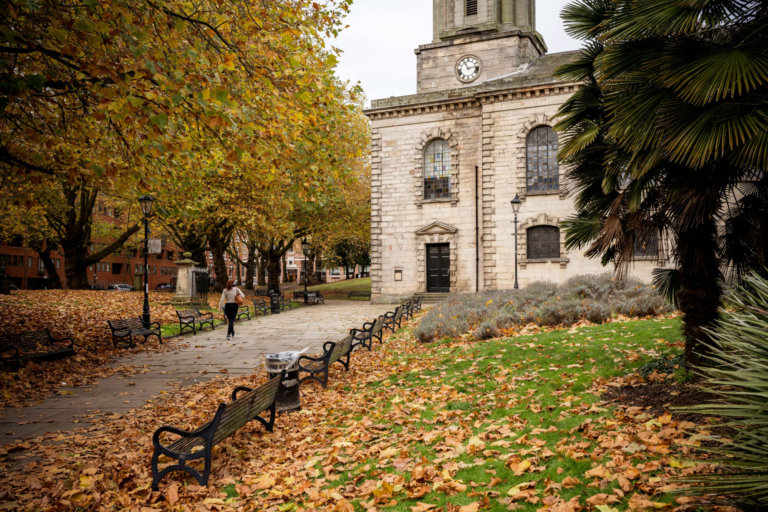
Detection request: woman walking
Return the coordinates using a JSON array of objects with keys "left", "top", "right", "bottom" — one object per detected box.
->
[{"left": 219, "top": 279, "right": 245, "bottom": 340}]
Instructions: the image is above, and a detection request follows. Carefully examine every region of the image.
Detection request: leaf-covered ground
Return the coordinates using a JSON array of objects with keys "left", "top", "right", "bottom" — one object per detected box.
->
[
  {"left": 0, "top": 290, "right": 226, "bottom": 408},
  {"left": 0, "top": 314, "right": 737, "bottom": 511}
]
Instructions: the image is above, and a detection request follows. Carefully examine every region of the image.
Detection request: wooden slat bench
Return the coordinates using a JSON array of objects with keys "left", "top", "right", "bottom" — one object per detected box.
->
[
  {"left": 151, "top": 371, "right": 285, "bottom": 489},
  {"left": 0, "top": 329, "right": 75, "bottom": 369},
  {"left": 176, "top": 308, "right": 215, "bottom": 335},
  {"left": 236, "top": 305, "right": 250, "bottom": 321},
  {"left": 348, "top": 290, "right": 371, "bottom": 300},
  {"left": 252, "top": 297, "right": 269, "bottom": 316},
  {"left": 107, "top": 317, "right": 162, "bottom": 348},
  {"left": 297, "top": 335, "right": 353, "bottom": 388},
  {"left": 349, "top": 315, "right": 385, "bottom": 352},
  {"left": 383, "top": 305, "right": 406, "bottom": 334}
]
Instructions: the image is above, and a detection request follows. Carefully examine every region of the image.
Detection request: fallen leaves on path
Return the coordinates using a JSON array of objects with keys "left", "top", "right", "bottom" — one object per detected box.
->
[{"left": 0, "top": 290, "right": 223, "bottom": 408}]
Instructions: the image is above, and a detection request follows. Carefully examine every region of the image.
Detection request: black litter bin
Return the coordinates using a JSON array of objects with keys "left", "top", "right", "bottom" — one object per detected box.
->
[
  {"left": 269, "top": 293, "right": 281, "bottom": 314},
  {"left": 265, "top": 352, "right": 300, "bottom": 413}
]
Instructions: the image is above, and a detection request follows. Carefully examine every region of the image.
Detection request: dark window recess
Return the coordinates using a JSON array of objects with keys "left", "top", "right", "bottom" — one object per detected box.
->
[
  {"left": 9, "top": 236, "right": 23, "bottom": 247},
  {"left": 466, "top": 0, "right": 477, "bottom": 16},
  {"left": 633, "top": 232, "right": 658, "bottom": 258},
  {"left": 112, "top": 262, "right": 123, "bottom": 275},
  {"left": 424, "top": 139, "right": 451, "bottom": 200},
  {"left": 526, "top": 126, "right": 559, "bottom": 193},
  {"left": 527, "top": 226, "right": 560, "bottom": 259}
]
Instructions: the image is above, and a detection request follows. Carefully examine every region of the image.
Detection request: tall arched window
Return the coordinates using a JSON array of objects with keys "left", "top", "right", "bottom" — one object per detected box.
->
[
  {"left": 526, "top": 126, "right": 559, "bottom": 193},
  {"left": 424, "top": 139, "right": 451, "bottom": 200},
  {"left": 527, "top": 226, "right": 560, "bottom": 259}
]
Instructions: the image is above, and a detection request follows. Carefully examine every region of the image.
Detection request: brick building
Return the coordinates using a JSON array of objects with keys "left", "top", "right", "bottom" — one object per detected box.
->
[{"left": 365, "top": 0, "right": 668, "bottom": 302}]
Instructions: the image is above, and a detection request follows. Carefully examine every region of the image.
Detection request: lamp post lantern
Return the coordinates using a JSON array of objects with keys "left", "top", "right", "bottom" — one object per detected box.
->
[
  {"left": 301, "top": 238, "right": 311, "bottom": 304},
  {"left": 510, "top": 194, "right": 522, "bottom": 289},
  {"left": 139, "top": 195, "right": 154, "bottom": 327}
]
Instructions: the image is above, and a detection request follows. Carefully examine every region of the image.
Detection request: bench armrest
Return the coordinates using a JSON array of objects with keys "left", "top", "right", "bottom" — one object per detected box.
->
[
  {"left": 148, "top": 321, "right": 161, "bottom": 330},
  {"left": 298, "top": 353, "right": 325, "bottom": 364},
  {"left": 49, "top": 334, "right": 74, "bottom": 346},
  {"left": 152, "top": 425, "right": 197, "bottom": 448},
  {"left": 231, "top": 385, "right": 253, "bottom": 400},
  {"left": 198, "top": 311, "right": 214, "bottom": 319},
  {"left": 362, "top": 321, "right": 374, "bottom": 330}
]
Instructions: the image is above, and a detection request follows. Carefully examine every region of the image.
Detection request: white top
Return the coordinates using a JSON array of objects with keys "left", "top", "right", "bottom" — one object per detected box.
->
[{"left": 219, "top": 287, "right": 244, "bottom": 310}]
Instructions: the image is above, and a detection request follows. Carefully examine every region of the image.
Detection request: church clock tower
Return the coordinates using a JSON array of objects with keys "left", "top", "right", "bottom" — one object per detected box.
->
[{"left": 417, "top": 0, "right": 546, "bottom": 93}]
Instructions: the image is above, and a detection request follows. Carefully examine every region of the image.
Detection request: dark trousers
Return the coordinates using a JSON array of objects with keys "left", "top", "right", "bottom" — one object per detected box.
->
[{"left": 224, "top": 303, "right": 239, "bottom": 336}]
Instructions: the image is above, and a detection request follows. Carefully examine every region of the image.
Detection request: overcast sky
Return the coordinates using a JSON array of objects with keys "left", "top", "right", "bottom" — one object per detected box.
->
[{"left": 331, "top": 0, "right": 583, "bottom": 105}]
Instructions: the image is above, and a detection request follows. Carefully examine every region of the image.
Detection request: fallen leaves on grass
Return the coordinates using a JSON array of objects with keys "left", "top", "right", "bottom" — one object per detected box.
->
[{"left": 0, "top": 315, "right": 740, "bottom": 511}]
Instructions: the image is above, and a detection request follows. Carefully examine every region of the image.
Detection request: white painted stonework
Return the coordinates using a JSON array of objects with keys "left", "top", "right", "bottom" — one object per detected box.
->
[{"left": 366, "top": 0, "right": 668, "bottom": 303}]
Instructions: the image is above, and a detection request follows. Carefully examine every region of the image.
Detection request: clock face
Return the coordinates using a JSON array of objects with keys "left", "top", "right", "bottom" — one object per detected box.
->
[{"left": 456, "top": 55, "right": 480, "bottom": 82}]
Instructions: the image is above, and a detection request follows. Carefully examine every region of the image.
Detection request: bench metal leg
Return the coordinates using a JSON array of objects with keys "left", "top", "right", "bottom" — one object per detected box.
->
[{"left": 151, "top": 449, "right": 211, "bottom": 490}]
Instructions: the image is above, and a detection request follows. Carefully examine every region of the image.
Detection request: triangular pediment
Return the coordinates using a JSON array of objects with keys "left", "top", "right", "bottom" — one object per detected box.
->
[{"left": 415, "top": 221, "right": 458, "bottom": 236}]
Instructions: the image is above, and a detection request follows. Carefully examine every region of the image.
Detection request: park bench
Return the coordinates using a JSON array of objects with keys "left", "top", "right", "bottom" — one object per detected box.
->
[
  {"left": 151, "top": 371, "right": 285, "bottom": 490},
  {"left": 349, "top": 315, "right": 385, "bottom": 351},
  {"left": 348, "top": 290, "right": 371, "bottom": 300},
  {"left": 297, "top": 334, "right": 353, "bottom": 388},
  {"left": 410, "top": 295, "right": 422, "bottom": 315},
  {"left": 176, "top": 308, "right": 215, "bottom": 335},
  {"left": 292, "top": 291, "right": 323, "bottom": 305},
  {"left": 401, "top": 298, "right": 414, "bottom": 321},
  {"left": 306, "top": 291, "right": 324, "bottom": 304},
  {"left": 252, "top": 297, "right": 269, "bottom": 316},
  {"left": 107, "top": 317, "right": 162, "bottom": 348},
  {"left": 383, "top": 305, "right": 406, "bottom": 334},
  {"left": 278, "top": 295, "right": 293, "bottom": 311},
  {"left": 0, "top": 329, "right": 75, "bottom": 369},
  {"left": 236, "top": 305, "right": 250, "bottom": 321}
]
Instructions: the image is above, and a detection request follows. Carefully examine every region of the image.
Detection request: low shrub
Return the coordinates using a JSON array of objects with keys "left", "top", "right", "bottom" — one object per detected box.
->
[
  {"left": 678, "top": 272, "right": 768, "bottom": 508},
  {"left": 413, "top": 274, "right": 672, "bottom": 342}
]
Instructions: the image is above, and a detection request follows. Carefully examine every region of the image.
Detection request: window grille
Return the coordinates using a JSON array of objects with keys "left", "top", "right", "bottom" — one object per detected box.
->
[
  {"left": 526, "top": 126, "right": 559, "bottom": 193},
  {"left": 424, "top": 139, "right": 451, "bottom": 200},
  {"left": 633, "top": 232, "right": 659, "bottom": 258},
  {"left": 466, "top": 0, "right": 477, "bottom": 16},
  {"left": 527, "top": 226, "right": 560, "bottom": 259}
]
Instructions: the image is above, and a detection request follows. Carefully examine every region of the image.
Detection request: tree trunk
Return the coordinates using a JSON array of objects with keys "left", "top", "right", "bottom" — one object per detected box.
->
[
  {"left": 677, "top": 217, "right": 721, "bottom": 368},
  {"left": 244, "top": 249, "right": 256, "bottom": 290},
  {"left": 267, "top": 253, "right": 281, "bottom": 293},
  {"left": 281, "top": 253, "right": 289, "bottom": 283},
  {"left": 673, "top": 171, "right": 724, "bottom": 368},
  {"left": 305, "top": 249, "right": 315, "bottom": 285},
  {"left": 29, "top": 238, "right": 62, "bottom": 289},
  {"left": 47, "top": 180, "right": 139, "bottom": 289},
  {"left": 207, "top": 223, "right": 233, "bottom": 292},
  {"left": 38, "top": 248, "right": 62, "bottom": 289},
  {"left": 258, "top": 253, "right": 266, "bottom": 286}
]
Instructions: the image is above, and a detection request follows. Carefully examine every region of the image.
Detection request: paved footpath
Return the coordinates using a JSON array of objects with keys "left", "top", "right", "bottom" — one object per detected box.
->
[{"left": 0, "top": 301, "right": 395, "bottom": 442}]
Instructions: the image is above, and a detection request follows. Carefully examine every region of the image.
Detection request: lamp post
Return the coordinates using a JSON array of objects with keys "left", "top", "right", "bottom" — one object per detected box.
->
[
  {"left": 510, "top": 194, "right": 522, "bottom": 289},
  {"left": 301, "top": 238, "right": 311, "bottom": 304},
  {"left": 139, "top": 195, "right": 154, "bottom": 327}
]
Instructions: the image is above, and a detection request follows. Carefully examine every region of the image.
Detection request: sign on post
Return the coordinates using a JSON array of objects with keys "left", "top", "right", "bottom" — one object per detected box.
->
[{"left": 147, "top": 239, "right": 162, "bottom": 254}]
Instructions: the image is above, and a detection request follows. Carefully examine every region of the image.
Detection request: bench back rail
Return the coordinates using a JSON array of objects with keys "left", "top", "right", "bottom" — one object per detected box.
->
[{"left": 0, "top": 329, "right": 74, "bottom": 368}]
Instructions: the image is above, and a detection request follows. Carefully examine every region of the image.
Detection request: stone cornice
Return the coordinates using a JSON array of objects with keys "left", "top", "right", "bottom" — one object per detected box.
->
[{"left": 365, "top": 81, "right": 580, "bottom": 121}]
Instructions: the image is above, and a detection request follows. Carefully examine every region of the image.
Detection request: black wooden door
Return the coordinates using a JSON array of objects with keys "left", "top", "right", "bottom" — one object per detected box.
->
[{"left": 426, "top": 243, "right": 450, "bottom": 292}]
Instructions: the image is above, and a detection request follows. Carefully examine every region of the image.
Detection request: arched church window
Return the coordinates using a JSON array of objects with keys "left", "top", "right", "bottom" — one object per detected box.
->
[
  {"left": 526, "top": 126, "right": 559, "bottom": 193},
  {"left": 527, "top": 226, "right": 560, "bottom": 259},
  {"left": 424, "top": 139, "right": 451, "bottom": 200}
]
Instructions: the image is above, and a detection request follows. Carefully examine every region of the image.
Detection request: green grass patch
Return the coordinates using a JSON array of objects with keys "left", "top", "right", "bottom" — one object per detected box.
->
[{"left": 316, "top": 317, "right": 687, "bottom": 511}]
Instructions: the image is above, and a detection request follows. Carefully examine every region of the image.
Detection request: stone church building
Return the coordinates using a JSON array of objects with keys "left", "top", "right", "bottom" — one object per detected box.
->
[{"left": 365, "top": 0, "right": 665, "bottom": 302}]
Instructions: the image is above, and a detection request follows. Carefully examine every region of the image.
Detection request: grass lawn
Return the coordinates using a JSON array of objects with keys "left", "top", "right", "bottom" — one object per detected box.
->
[
  {"left": 309, "top": 277, "right": 371, "bottom": 298},
  {"left": 303, "top": 317, "right": 693, "bottom": 511}
]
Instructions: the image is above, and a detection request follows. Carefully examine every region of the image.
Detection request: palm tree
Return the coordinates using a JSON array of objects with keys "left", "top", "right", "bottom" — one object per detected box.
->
[{"left": 556, "top": 0, "right": 768, "bottom": 366}]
